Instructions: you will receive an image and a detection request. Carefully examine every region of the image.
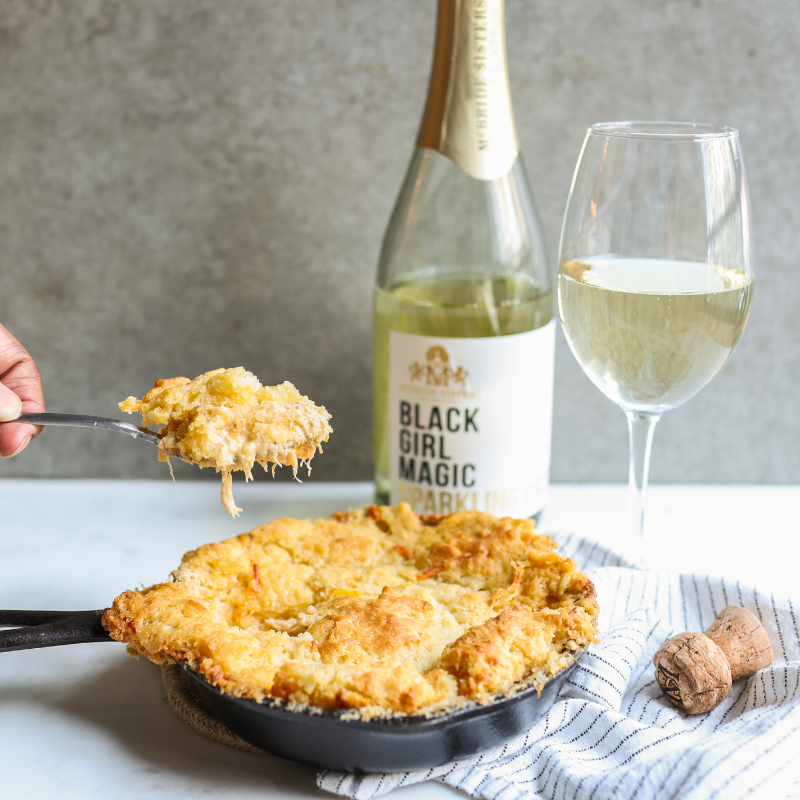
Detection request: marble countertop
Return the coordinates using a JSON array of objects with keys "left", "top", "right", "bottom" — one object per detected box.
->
[{"left": 1, "top": 480, "right": 797, "bottom": 799}]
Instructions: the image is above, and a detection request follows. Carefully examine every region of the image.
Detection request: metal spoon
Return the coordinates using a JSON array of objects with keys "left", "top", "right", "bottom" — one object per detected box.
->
[{"left": 6, "top": 413, "right": 160, "bottom": 445}]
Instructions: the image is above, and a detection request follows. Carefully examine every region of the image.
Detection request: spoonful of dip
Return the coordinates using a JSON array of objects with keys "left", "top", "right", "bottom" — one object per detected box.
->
[
  {"left": 119, "top": 367, "right": 332, "bottom": 516},
  {"left": 8, "top": 367, "right": 332, "bottom": 517}
]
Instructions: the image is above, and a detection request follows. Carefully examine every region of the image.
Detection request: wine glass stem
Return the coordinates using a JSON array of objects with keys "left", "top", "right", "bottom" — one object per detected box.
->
[{"left": 625, "top": 411, "right": 661, "bottom": 567}]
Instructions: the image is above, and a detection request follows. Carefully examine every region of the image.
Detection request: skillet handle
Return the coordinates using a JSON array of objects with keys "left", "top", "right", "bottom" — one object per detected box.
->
[
  {"left": 0, "top": 610, "right": 112, "bottom": 652},
  {"left": 0, "top": 609, "right": 98, "bottom": 628}
]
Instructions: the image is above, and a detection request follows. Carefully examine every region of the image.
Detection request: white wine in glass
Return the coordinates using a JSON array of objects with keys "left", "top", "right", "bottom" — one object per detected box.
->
[
  {"left": 557, "top": 123, "right": 753, "bottom": 564},
  {"left": 559, "top": 258, "right": 752, "bottom": 411}
]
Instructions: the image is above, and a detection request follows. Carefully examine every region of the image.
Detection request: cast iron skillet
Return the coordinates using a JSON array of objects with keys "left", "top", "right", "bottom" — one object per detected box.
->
[{"left": 0, "top": 609, "right": 581, "bottom": 773}]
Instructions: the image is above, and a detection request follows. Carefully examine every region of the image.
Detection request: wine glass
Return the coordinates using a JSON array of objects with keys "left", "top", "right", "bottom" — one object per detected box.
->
[{"left": 557, "top": 122, "right": 753, "bottom": 565}]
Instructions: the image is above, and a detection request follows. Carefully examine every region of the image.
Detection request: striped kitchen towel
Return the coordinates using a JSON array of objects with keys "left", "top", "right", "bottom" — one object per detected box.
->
[{"left": 318, "top": 534, "right": 800, "bottom": 800}]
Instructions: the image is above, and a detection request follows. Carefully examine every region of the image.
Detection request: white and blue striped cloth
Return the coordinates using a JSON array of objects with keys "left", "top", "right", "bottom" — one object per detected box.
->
[{"left": 318, "top": 534, "right": 800, "bottom": 800}]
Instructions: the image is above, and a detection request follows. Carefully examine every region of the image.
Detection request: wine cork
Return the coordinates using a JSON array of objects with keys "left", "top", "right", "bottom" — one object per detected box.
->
[
  {"left": 653, "top": 631, "right": 732, "bottom": 714},
  {"left": 653, "top": 605, "right": 774, "bottom": 714},
  {"left": 705, "top": 606, "right": 773, "bottom": 681}
]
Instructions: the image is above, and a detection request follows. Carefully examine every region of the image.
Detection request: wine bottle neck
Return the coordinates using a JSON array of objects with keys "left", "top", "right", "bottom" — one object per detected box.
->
[{"left": 417, "top": 0, "right": 519, "bottom": 181}]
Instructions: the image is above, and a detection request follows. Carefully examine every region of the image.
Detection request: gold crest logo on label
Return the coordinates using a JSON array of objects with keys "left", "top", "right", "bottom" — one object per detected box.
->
[{"left": 409, "top": 345, "right": 469, "bottom": 387}]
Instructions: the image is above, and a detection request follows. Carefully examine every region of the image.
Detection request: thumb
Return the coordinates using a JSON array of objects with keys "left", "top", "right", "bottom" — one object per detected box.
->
[{"left": 0, "top": 381, "right": 22, "bottom": 421}]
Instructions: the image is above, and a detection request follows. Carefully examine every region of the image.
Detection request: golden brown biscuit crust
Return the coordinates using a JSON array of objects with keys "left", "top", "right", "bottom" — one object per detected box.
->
[{"left": 104, "top": 504, "right": 598, "bottom": 718}]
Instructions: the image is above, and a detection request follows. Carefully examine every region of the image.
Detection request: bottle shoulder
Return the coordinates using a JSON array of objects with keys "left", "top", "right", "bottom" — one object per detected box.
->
[{"left": 376, "top": 149, "right": 550, "bottom": 294}]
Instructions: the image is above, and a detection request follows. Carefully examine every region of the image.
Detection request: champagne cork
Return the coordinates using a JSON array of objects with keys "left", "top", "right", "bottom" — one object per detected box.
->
[
  {"left": 653, "top": 605, "right": 773, "bottom": 714},
  {"left": 654, "top": 631, "right": 732, "bottom": 714},
  {"left": 704, "top": 606, "right": 773, "bottom": 681}
]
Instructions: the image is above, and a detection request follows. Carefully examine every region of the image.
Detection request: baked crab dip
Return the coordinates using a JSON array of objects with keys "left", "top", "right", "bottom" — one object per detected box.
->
[
  {"left": 119, "top": 368, "right": 332, "bottom": 516},
  {"left": 104, "top": 504, "right": 598, "bottom": 719}
]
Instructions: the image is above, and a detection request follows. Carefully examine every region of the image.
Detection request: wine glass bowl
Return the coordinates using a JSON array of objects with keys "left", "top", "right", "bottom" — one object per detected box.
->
[
  {"left": 557, "top": 122, "right": 753, "bottom": 563},
  {"left": 558, "top": 256, "right": 752, "bottom": 414}
]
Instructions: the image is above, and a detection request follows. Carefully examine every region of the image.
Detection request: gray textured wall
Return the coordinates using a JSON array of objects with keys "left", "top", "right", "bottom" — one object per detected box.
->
[{"left": 1, "top": 0, "right": 797, "bottom": 486}]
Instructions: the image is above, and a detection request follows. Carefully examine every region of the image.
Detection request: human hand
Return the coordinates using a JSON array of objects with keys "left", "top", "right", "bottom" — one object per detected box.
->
[{"left": 0, "top": 323, "right": 44, "bottom": 458}]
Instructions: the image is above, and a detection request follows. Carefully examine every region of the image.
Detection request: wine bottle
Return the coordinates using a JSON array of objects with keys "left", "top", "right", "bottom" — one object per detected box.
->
[{"left": 373, "top": 0, "right": 554, "bottom": 520}]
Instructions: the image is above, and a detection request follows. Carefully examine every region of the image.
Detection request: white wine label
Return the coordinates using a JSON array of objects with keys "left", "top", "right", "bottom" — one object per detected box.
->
[
  {"left": 389, "top": 322, "right": 554, "bottom": 518},
  {"left": 439, "top": 0, "right": 519, "bottom": 181}
]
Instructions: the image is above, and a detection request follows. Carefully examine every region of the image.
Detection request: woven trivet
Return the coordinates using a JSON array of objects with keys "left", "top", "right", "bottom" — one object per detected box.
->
[{"left": 160, "top": 662, "right": 268, "bottom": 755}]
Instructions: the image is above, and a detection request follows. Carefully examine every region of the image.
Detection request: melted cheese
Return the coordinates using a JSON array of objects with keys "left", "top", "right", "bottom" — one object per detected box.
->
[{"left": 120, "top": 368, "right": 332, "bottom": 515}]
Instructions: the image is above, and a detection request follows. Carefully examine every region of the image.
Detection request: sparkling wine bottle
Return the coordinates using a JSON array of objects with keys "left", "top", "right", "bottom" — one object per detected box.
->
[{"left": 373, "top": 0, "right": 554, "bottom": 518}]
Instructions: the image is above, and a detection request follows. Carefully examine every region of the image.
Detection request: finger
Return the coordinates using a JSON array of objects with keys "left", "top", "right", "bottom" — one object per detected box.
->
[
  {"left": 0, "top": 425, "right": 38, "bottom": 459},
  {"left": 0, "top": 325, "right": 45, "bottom": 413},
  {"left": 0, "top": 381, "right": 37, "bottom": 458},
  {"left": 0, "top": 324, "right": 44, "bottom": 458},
  {"left": 0, "top": 381, "right": 22, "bottom": 420}
]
